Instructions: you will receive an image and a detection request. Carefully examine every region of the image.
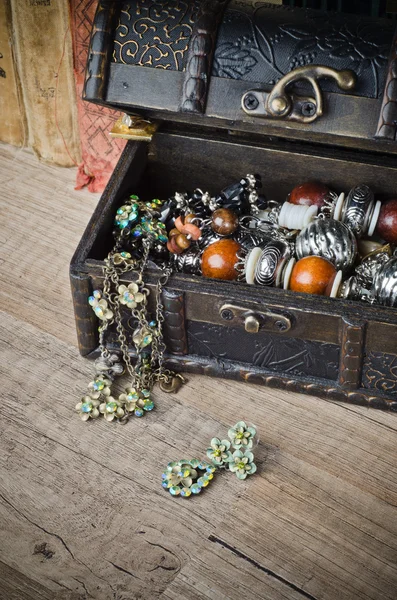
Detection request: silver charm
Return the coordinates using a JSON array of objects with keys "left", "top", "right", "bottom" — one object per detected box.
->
[
  {"left": 372, "top": 257, "right": 397, "bottom": 307},
  {"left": 296, "top": 218, "right": 357, "bottom": 273},
  {"left": 339, "top": 276, "right": 375, "bottom": 303},
  {"left": 170, "top": 248, "right": 202, "bottom": 275},
  {"left": 234, "top": 229, "right": 272, "bottom": 250},
  {"left": 340, "top": 184, "right": 374, "bottom": 238},
  {"left": 94, "top": 354, "right": 125, "bottom": 378}
]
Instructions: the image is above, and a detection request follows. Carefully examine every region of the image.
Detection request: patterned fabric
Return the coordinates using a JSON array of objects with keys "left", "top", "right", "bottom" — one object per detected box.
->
[{"left": 70, "top": 0, "right": 126, "bottom": 193}]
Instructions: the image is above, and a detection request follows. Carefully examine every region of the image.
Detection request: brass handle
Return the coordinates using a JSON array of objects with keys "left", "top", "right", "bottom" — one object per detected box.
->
[{"left": 242, "top": 65, "right": 356, "bottom": 124}]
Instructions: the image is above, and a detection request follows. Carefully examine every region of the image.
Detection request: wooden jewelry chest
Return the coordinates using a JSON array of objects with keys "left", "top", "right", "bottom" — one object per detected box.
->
[{"left": 71, "top": 0, "right": 397, "bottom": 410}]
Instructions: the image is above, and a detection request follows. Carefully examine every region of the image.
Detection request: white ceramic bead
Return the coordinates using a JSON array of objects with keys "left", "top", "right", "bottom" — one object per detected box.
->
[
  {"left": 245, "top": 246, "right": 262, "bottom": 285},
  {"left": 367, "top": 200, "right": 382, "bottom": 237}
]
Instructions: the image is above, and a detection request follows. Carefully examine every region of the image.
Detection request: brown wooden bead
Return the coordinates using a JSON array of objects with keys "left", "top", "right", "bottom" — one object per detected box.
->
[
  {"left": 175, "top": 233, "right": 190, "bottom": 250},
  {"left": 184, "top": 213, "right": 197, "bottom": 224},
  {"left": 201, "top": 239, "right": 241, "bottom": 281},
  {"left": 376, "top": 199, "right": 397, "bottom": 244},
  {"left": 211, "top": 208, "right": 239, "bottom": 236},
  {"left": 290, "top": 256, "right": 336, "bottom": 295},
  {"left": 169, "top": 228, "right": 180, "bottom": 238},
  {"left": 289, "top": 182, "right": 330, "bottom": 208}
]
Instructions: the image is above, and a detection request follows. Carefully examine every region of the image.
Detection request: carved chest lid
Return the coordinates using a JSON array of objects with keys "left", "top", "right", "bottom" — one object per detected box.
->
[{"left": 84, "top": 0, "right": 397, "bottom": 153}]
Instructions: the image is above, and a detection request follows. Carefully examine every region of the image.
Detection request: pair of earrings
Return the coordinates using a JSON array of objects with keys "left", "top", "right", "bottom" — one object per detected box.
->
[{"left": 162, "top": 421, "right": 258, "bottom": 498}]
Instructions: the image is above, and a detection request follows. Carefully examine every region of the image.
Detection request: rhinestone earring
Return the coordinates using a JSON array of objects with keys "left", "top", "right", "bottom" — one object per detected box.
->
[{"left": 161, "top": 421, "right": 258, "bottom": 498}]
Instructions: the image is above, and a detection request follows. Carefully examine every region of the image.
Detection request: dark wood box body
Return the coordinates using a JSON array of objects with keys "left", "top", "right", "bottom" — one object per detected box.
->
[{"left": 71, "top": 1, "right": 397, "bottom": 410}]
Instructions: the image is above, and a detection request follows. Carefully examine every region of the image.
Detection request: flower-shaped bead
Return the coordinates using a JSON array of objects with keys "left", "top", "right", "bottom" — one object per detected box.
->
[
  {"left": 114, "top": 201, "right": 139, "bottom": 229},
  {"left": 228, "top": 449, "right": 257, "bottom": 480},
  {"left": 75, "top": 395, "right": 100, "bottom": 421},
  {"left": 88, "top": 290, "right": 113, "bottom": 321},
  {"left": 206, "top": 438, "right": 232, "bottom": 466},
  {"left": 99, "top": 397, "right": 125, "bottom": 422},
  {"left": 163, "top": 462, "right": 198, "bottom": 490},
  {"left": 228, "top": 421, "right": 256, "bottom": 449},
  {"left": 88, "top": 375, "right": 112, "bottom": 399},
  {"left": 117, "top": 282, "right": 145, "bottom": 310},
  {"left": 113, "top": 251, "right": 136, "bottom": 267},
  {"left": 118, "top": 387, "right": 154, "bottom": 417}
]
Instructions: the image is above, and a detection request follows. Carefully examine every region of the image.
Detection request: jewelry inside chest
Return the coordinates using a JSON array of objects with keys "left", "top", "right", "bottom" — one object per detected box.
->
[{"left": 71, "top": 129, "right": 397, "bottom": 411}]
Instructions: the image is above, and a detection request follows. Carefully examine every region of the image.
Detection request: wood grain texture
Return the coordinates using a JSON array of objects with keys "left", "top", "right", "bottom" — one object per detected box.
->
[{"left": 1, "top": 141, "right": 397, "bottom": 599}]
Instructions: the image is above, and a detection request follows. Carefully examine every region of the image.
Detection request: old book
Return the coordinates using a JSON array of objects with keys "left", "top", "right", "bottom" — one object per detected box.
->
[
  {"left": 9, "top": 0, "right": 81, "bottom": 167},
  {"left": 70, "top": 0, "right": 125, "bottom": 192},
  {"left": 0, "top": 0, "right": 26, "bottom": 147}
]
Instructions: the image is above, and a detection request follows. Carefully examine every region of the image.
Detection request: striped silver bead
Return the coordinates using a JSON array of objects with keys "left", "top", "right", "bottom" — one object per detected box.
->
[
  {"left": 341, "top": 184, "right": 374, "bottom": 238},
  {"left": 296, "top": 218, "right": 357, "bottom": 273},
  {"left": 254, "top": 240, "right": 290, "bottom": 287},
  {"left": 372, "top": 257, "right": 397, "bottom": 307}
]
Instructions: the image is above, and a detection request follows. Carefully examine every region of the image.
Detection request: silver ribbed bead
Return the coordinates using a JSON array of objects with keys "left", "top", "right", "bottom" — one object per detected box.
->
[
  {"left": 295, "top": 218, "right": 357, "bottom": 273},
  {"left": 234, "top": 229, "right": 272, "bottom": 250},
  {"left": 372, "top": 257, "right": 397, "bottom": 307},
  {"left": 254, "top": 240, "right": 290, "bottom": 287},
  {"left": 341, "top": 184, "right": 374, "bottom": 238},
  {"left": 170, "top": 248, "right": 202, "bottom": 275}
]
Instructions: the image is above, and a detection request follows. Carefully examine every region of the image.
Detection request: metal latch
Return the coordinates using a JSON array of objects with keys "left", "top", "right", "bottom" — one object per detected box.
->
[
  {"left": 241, "top": 65, "right": 356, "bottom": 124},
  {"left": 219, "top": 303, "right": 292, "bottom": 334},
  {"left": 110, "top": 113, "right": 158, "bottom": 141}
]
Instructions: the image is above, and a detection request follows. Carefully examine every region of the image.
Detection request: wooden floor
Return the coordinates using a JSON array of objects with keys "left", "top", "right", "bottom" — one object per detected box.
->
[{"left": 1, "top": 142, "right": 397, "bottom": 600}]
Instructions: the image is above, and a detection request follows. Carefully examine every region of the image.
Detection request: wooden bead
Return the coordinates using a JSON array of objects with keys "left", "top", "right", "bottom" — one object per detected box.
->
[
  {"left": 289, "top": 256, "right": 336, "bottom": 295},
  {"left": 201, "top": 239, "right": 241, "bottom": 281},
  {"left": 211, "top": 208, "right": 239, "bottom": 236},
  {"left": 184, "top": 213, "right": 197, "bottom": 224},
  {"left": 289, "top": 182, "right": 330, "bottom": 208},
  {"left": 376, "top": 199, "right": 397, "bottom": 244},
  {"left": 175, "top": 233, "right": 190, "bottom": 250}
]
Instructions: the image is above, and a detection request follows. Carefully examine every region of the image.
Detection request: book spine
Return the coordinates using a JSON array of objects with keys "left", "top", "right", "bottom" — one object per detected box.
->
[
  {"left": 0, "top": 0, "right": 27, "bottom": 147},
  {"left": 9, "top": 0, "right": 81, "bottom": 167}
]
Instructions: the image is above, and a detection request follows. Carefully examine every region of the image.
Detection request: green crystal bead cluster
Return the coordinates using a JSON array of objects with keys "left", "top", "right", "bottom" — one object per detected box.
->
[
  {"left": 114, "top": 194, "right": 168, "bottom": 245},
  {"left": 114, "top": 196, "right": 140, "bottom": 230},
  {"left": 162, "top": 422, "right": 258, "bottom": 498}
]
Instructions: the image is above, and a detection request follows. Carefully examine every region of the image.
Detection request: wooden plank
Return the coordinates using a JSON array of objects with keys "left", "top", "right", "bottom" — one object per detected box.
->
[
  {"left": 1, "top": 141, "right": 397, "bottom": 599},
  {"left": 0, "top": 144, "right": 99, "bottom": 348}
]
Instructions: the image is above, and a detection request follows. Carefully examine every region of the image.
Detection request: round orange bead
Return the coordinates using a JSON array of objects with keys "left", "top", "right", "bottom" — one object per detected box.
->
[
  {"left": 289, "top": 256, "right": 336, "bottom": 295},
  {"left": 201, "top": 239, "right": 241, "bottom": 281}
]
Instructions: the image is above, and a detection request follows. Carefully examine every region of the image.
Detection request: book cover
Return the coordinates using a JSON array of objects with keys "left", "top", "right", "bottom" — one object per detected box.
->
[
  {"left": 10, "top": 0, "right": 81, "bottom": 167},
  {"left": 0, "top": 0, "right": 26, "bottom": 147}
]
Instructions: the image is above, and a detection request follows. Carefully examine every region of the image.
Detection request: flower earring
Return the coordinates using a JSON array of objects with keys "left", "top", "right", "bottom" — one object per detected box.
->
[{"left": 161, "top": 421, "right": 258, "bottom": 498}]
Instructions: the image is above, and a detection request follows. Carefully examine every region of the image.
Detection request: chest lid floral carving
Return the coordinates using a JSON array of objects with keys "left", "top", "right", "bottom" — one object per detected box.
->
[{"left": 212, "top": 1, "right": 394, "bottom": 99}]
